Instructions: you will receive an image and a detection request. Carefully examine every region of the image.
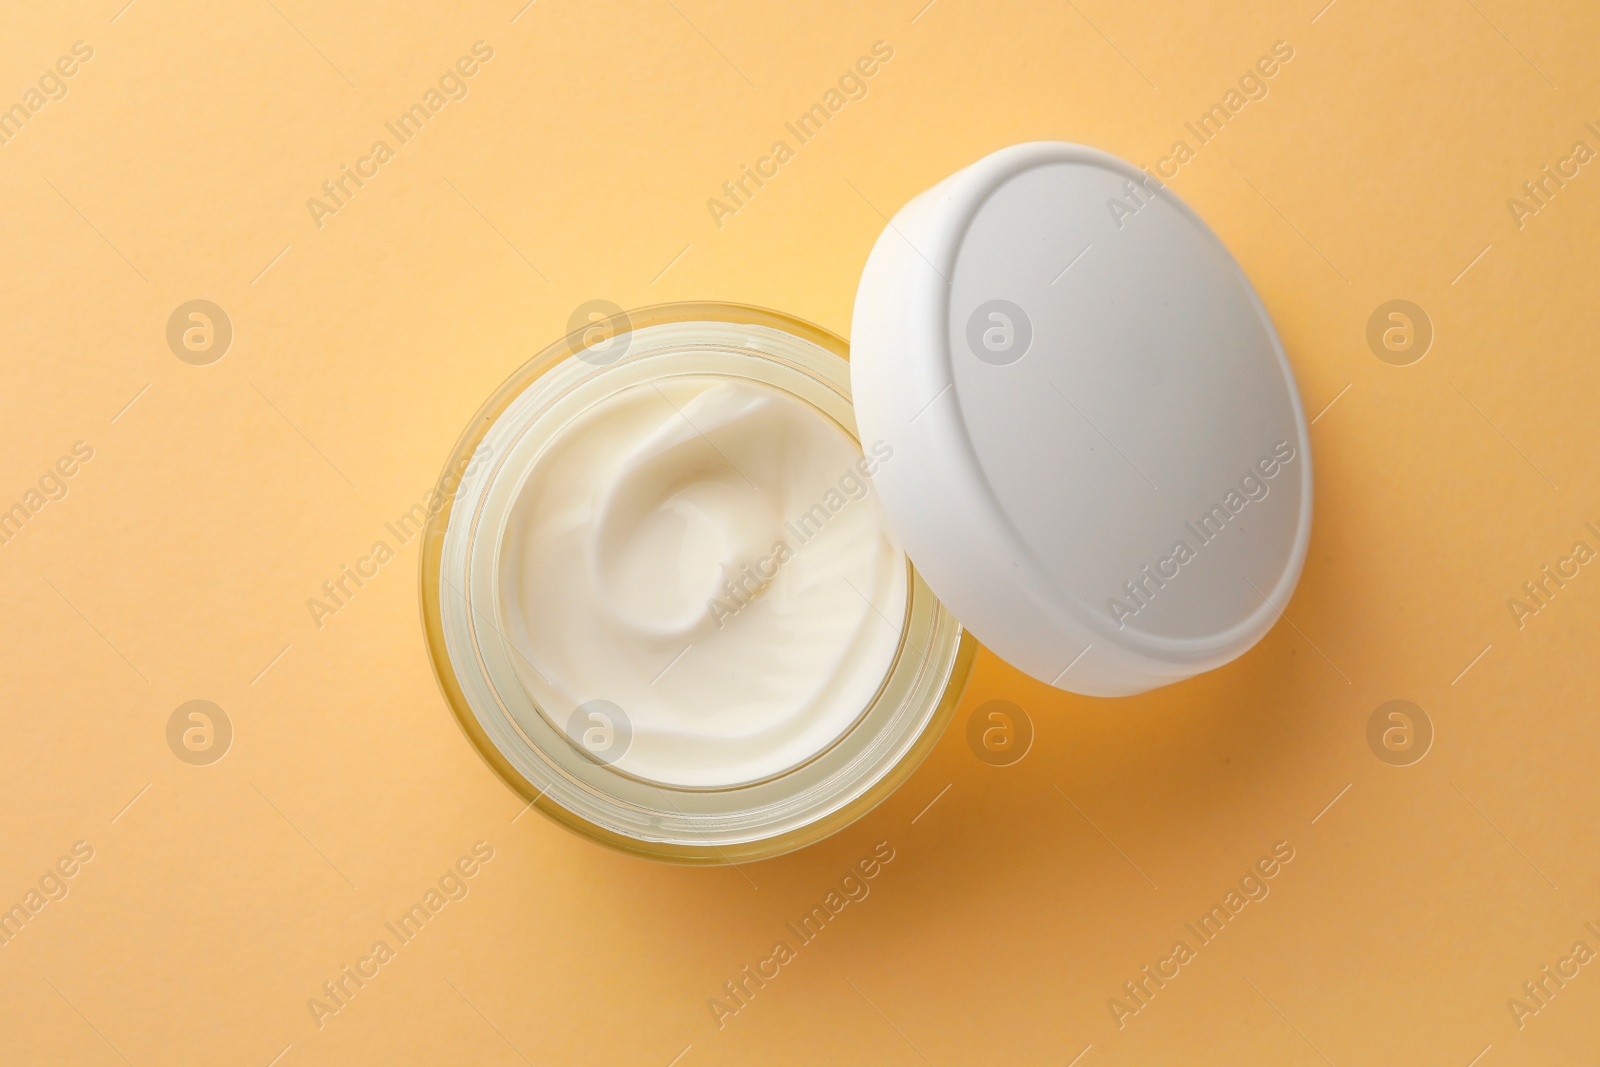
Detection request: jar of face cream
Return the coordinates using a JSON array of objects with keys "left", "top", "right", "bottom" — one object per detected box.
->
[
  {"left": 422, "top": 143, "right": 1312, "bottom": 862},
  {"left": 422, "top": 305, "right": 975, "bottom": 863}
]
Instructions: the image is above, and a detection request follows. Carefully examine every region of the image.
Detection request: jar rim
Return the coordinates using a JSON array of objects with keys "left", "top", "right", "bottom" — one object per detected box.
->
[{"left": 418, "top": 302, "right": 975, "bottom": 864}]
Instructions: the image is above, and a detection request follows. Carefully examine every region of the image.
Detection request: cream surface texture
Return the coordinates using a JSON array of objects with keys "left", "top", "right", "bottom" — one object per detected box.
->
[{"left": 497, "top": 376, "right": 905, "bottom": 788}]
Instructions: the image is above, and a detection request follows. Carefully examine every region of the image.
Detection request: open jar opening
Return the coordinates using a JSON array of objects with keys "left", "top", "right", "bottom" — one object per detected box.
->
[{"left": 420, "top": 303, "right": 974, "bottom": 864}]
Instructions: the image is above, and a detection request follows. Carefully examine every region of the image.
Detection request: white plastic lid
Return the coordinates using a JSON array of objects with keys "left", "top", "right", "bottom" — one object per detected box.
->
[{"left": 850, "top": 142, "right": 1312, "bottom": 697}]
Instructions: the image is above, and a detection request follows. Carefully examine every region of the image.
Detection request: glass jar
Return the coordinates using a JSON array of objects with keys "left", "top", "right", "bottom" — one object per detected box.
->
[{"left": 419, "top": 302, "right": 975, "bottom": 863}]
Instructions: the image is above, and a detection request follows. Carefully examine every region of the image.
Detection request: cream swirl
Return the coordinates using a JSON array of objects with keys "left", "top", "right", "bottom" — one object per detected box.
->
[{"left": 497, "top": 375, "right": 905, "bottom": 787}]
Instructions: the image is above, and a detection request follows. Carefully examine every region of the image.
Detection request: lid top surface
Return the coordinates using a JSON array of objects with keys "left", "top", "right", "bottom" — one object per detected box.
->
[
  {"left": 852, "top": 143, "right": 1312, "bottom": 689},
  {"left": 948, "top": 158, "right": 1305, "bottom": 646}
]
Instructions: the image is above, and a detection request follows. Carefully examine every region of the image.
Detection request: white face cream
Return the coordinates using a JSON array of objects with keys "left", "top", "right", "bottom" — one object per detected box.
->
[
  {"left": 426, "top": 311, "right": 969, "bottom": 861},
  {"left": 496, "top": 375, "right": 905, "bottom": 787}
]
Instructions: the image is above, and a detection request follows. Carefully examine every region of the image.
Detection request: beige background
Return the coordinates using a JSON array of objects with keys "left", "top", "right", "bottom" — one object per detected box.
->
[{"left": 2, "top": 0, "right": 1598, "bottom": 1063}]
